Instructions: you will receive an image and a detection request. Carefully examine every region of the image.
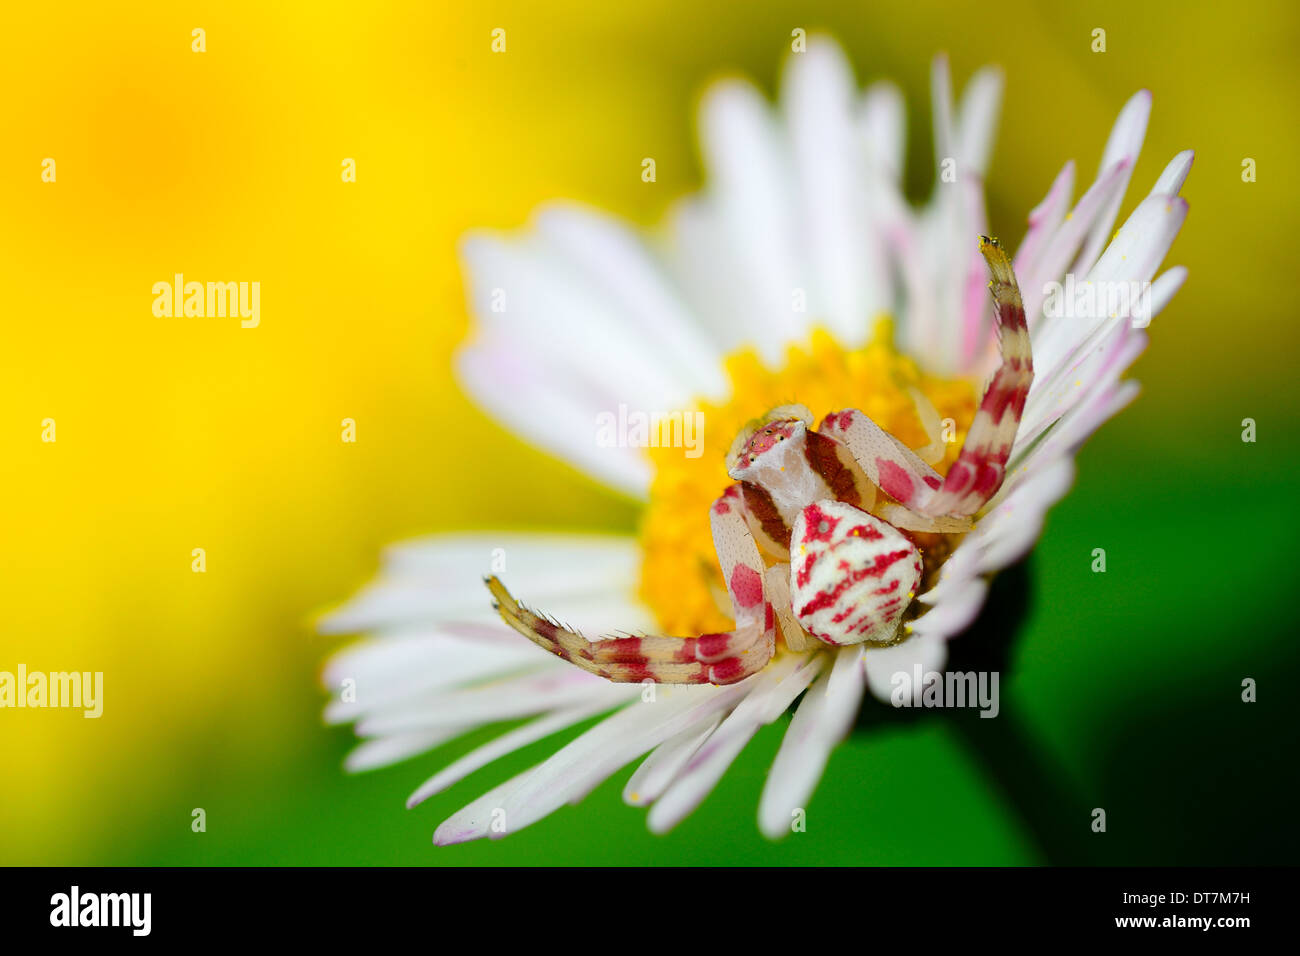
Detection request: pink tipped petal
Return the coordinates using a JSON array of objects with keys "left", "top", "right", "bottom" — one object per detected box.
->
[
  {"left": 1014, "top": 161, "right": 1075, "bottom": 285},
  {"left": 1020, "top": 381, "right": 1142, "bottom": 481},
  {"left": 1074, "top": 89, "right": 1151, "bottom": 274},
  {"left": 1152, "top": 149, "right": 1194, "bottom": 197},
  {"left": 972, "top": 458, "right": 1077, "bottom": 573},
  {"left": 1021, "top": 159, "right": 1131, "bottom": 323},
  {"left": 1086, "top": 194, "right": 1189, "bottom": 286}
]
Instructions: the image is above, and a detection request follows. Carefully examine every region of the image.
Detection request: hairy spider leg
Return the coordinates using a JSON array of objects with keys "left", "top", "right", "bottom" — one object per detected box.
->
[
  {"left": 486, "top": 485, "right": 775, "bottom": 685},
  {"left": 820, "top": 236, "right": 1033, "bottom": 519}
]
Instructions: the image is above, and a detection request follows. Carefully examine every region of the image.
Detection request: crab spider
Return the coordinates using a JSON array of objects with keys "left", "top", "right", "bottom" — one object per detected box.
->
[{"left": 486, "top": 237, "right": 1032, "bottom": 685}]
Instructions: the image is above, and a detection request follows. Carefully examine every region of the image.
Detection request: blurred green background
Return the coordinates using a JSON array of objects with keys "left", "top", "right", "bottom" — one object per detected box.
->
[{"left": 3, "top": 0, "right": 1297, "bottom": 865}]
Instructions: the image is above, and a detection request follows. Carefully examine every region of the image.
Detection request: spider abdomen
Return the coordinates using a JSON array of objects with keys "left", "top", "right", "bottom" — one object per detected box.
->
[{"left": 790, "top": 500, "right": 923, "bottom": 646}]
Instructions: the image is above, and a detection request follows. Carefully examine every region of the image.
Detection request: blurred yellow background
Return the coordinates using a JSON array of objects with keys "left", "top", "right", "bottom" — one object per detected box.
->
[{"left": 1, "top": 1, "right": 1296, "bottom": 863}]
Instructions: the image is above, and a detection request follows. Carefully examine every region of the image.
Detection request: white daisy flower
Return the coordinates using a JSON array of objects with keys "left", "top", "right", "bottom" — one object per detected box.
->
[{"left": 320, "top": 38, "right": 1190, "bottom": 843}]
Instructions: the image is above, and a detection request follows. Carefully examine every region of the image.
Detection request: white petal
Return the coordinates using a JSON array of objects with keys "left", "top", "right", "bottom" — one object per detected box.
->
[
  {"left": 1020, "top": 160, "right": 1131, "bottom": 324},
  {"left": 1015, "top": 381, "right": 1142, "bottom": 485},
  {"left": 1020, "top": 316, "right": 1149, "bottom": 452},
  {"left": 1014, "top": 161, "right": 1075, "bottom": 291},
  {"left": 407, "top": 698, "right": 628, "bottom": 807},
  {"left": 383, "top": 531, "right": 638, "bottom": 580},
  {"left": 457, "top": 338, "right": 651, "bottom": 497},
  {"left": 1074, "top": 90, "right": 1151, "bottom": 275},
  {"left": 1086, "top": 194, "right": 1189, "bottom": 286},
  {"left": 622, "top": 715, "right": 722, "bottom": 807},
  {"left": 1045, "top": 380, "right": 1143, "bottom": 463},
  {"left": 919, "top": 55, "right": 994, "bottom": 373},
  {"left": 322, "top": 632, "right": 551, "bottom": 724},
  {"left": 910, "top": 576, "right": 989, "bottom": 640},
  {"left": 757, "top": 646, "right": 864, "bottom": 838},
  {"left": 782, "top": 38, "right": 889, "bottom": 342},
  {"left": 863, "top": 631, "right": 947, "bottom": 703},
  {"left": 955, "top": 66, "right": 1003, "bottom": 177},
  {"left": 971, "top": 457, "right": 1077, "bottom": 573},
  {"left": 695, "top": 79, "right": 807, "bottom": 362},
  {"left": 355, "top": 669, "right": 621, "bottom": 736},
  {"left": 320, "top": 532, "right": 644, "bottom": 635},
  {"left": 461, "top": 231, "right": 689, "bottom": 412},
  {"left": 858, "top": 81, "right": 906, "bottom": 182},
  {"left": 647, "top": 654, "right": 824, "bottom": 833},
  {"left": 1152, "top": 149, "right": 1194, "bottom": 196},
  {"left": 532, "top": 204, "right": 728, "bottom": 399},
  {"left": 434, "top": 683, "right": 748, "bottom": 844},
  {"left": 345, "top": 728, "right": 465, "bottom": 773}
]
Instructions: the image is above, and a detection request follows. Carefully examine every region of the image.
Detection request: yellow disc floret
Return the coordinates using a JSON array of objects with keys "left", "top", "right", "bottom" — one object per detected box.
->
[{"left": 637, "top": 319, "right": 977, "bottom": 635}]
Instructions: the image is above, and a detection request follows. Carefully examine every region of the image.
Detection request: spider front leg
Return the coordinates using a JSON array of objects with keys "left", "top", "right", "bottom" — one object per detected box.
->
[
  {"left": 486, "top": 485, "right": 775, "bottom": 685},
  {"left": 822, "top": 236, "right": 1033, "bottom": 519}
]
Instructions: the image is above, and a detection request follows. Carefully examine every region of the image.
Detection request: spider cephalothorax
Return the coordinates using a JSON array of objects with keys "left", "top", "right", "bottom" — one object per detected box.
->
[{"left": 487, "top": 236, "right": 1031, "bottom": 685}]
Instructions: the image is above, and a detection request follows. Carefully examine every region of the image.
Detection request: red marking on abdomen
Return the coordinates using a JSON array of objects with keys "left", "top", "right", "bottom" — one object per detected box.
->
[
  {"left": 796, "top": 552, "right": 818, "bottom": 588},
  {"left": 799, "top": 502, "right": 840, "bottom": 543},
  {"left": 847, "top": 523, "right": 883, "bottom": 540},
  {"left": 797, "top": 549, "right": 912, "bottom": 617},
  {"left": 831, "top": 603, "right": 858, "bottom": 624}
]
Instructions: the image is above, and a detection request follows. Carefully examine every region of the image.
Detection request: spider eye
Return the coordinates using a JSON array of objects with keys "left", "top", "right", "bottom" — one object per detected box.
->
[{"left": 749, "top": 455, "right": 756, "bottom": 462}]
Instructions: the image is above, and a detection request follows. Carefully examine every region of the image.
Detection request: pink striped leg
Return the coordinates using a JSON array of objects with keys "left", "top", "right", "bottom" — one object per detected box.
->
[
  {"left": 821, "top": 236, "right": 1033, "bottom": 519},
  {"left": 486, "top": 486, "right": 775, "bottom": 685}
]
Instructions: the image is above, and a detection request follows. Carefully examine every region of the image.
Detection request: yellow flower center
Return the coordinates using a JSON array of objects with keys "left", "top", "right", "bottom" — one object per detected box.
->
[{"left": 637, "top": 319, "right": 977, "bottom": 636}]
